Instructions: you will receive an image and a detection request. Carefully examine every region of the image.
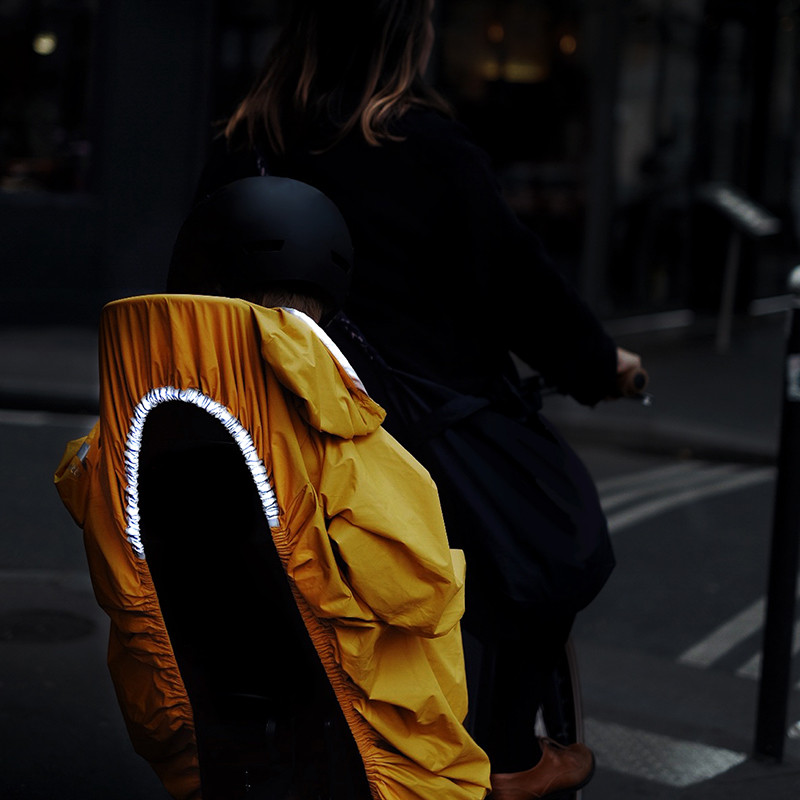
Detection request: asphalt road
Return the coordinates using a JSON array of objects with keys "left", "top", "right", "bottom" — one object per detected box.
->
[
  {"left": 0, "top": 410, "right": 169, "bottom": 799},
  {"left": 0, "top": 408, "right": 797, "bottom": 798},
  {"left": 573, "top": 441, "right": 800, "bottom": 797}
]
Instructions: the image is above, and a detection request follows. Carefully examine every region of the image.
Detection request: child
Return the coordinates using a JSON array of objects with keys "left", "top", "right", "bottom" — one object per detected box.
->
[{"left": 54, "top": 177, "right": 490, "bottom": 800}]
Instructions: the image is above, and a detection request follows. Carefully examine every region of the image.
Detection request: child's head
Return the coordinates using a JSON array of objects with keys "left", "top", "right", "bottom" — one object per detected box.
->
[
  {"left": 236, "top": 284, "right": 326, "bottom": 324},
  {"left": 168, "top": 177, "right": 353, "bottom": 324}
]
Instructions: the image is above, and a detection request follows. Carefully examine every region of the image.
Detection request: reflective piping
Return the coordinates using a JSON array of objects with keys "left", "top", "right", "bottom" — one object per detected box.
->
[
  {"left": 283, "top": 308, "right": 367, "bottom": 394},
  {"left": 123, "top": 386, "right": 281, "bottom": 560}
]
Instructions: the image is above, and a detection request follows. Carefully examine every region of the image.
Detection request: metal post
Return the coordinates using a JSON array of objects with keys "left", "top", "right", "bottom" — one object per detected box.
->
[
  {"left": 696, "top": 182, "right": 780, "bottom": 353},
  {"left": 754, "top": 266, "right": 800, "bottom": 761},
  {"left": 715, "top": 230, "right": 742, "bottom": 354}
]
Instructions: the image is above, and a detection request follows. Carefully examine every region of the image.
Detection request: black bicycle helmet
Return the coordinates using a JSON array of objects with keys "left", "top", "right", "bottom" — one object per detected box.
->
[{"left": 168, "top": 176, "right": 354, "bottom": 312}]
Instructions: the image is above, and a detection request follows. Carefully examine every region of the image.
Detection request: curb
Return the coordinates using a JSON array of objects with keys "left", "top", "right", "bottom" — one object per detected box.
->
[
  {"left": 0, "top": 389, "right": 99, "bottom": 417},
  {"left": 552, "top": 414, "right": 777, "bottom": 466},
  {"left": 0, "top": 387, "right": 777, "bottom": 467}
]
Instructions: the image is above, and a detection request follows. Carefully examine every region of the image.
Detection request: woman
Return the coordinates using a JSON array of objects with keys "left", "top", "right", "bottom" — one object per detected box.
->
[{"left": 189, "top": 2, "right": 642, "bottom": 798}]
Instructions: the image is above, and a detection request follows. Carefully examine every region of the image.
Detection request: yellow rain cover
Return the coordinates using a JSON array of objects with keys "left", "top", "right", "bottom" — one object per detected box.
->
[{"left": 54, "top": 294, "right": 490, "bottom": 800}]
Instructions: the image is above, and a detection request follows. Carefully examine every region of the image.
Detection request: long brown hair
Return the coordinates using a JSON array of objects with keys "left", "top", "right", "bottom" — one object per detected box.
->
[{"left": 225, "top": 0, "right": 451, "bottom": 153}]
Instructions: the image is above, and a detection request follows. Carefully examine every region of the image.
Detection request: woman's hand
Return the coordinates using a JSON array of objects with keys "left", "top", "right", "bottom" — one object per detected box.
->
[{"left": 613, "top": 347, "right": 647, "bottom": 398}]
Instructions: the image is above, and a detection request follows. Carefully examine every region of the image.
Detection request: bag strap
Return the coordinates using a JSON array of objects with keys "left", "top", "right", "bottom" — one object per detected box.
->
[
  {"left": 333, "top": 314, "right": 490, "bottom": 436},
  {"left": 414, "top": 394, "right": 490, "bottom": 440},
  {"left": 332, "top": 313, "right": 391, "bottom": 369}
]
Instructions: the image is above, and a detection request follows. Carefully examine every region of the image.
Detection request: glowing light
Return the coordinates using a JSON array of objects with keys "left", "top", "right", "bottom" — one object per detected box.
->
[
  {"left": 480, "top": 59, "right": 547, "bottom": 84},
  {"left": 487, "top": 22, "right": 505, "bottom": 44},
  {"left": 482, "top": 59, "right": 501, "bottom": 81},
  {"left": 559, "top": 34, "right": 577, "bottom": 56},
  {"left": 32, "top": 32, "right": 57, "bottom": 56},
  {"left": 504, "top": 60, "right": 547, "bottom": 83}
]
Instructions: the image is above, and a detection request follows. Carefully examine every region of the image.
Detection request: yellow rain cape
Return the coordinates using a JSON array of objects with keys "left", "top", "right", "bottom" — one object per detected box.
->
[{"left": 54, "top": 294, "right": 490, "bottom": 800}]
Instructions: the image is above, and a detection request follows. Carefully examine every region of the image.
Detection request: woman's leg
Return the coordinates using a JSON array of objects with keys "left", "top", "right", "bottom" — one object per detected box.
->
[{"left": 472, "top": 613, "right": 574, "bottom": 772}]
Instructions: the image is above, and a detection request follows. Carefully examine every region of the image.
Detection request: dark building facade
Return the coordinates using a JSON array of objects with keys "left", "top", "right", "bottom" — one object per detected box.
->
[
  {"left": 1, "top": 0, "right": 215, "bottom": 323},
  {"left": 2, "top": 0, "right": 798, "bottom": 325}
]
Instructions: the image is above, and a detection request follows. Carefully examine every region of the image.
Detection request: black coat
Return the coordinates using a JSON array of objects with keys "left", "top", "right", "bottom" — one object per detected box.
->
[{"left": 195, "top": 108, "right": 617, "bottom": 406}]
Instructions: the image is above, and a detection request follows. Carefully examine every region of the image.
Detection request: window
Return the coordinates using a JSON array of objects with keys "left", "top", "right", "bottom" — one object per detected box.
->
[{"left": 0, "top": 0, "right": 97, "bottom": 193}]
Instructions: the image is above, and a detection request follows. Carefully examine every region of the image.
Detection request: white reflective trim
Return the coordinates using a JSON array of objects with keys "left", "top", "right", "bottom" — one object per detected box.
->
[
  {"left": 123, "top": 386, "right": 281, "bottom": 560},
  {"left": 283, "top": 308, "right": 366, "bottom": 393}
]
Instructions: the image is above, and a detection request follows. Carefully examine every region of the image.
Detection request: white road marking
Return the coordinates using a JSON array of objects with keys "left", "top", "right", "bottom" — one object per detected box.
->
[
  {"left": 585, "top": 718, "right": 747, "bottom": 787},
  {"left": 679, "top": 578, "right": 800, "bottom": 670},
  {"left": 678, "top": 597, "right": 766, "bottom": 668},
  {"left": 595, "top": 461, "right": 703, "bottom": 495},
  {"left": 605, "top": 467, "right": 775, "bottom": 535},
  {"left": 600, "top": 462, "right": 740, "bottom": 513}
]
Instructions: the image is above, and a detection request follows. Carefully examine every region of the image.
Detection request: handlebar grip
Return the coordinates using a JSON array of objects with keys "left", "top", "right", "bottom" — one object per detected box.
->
[{"left": 617, "top": 368, "right": 649, "bottom": 398}]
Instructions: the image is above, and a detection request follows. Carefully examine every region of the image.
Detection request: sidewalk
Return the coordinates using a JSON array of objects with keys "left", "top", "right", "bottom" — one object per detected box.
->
[
  {"left": 545, "top": 310, "right": 786, "bottom": 466},
  {"left": 0, "top": 308, "right": 789, "bottom": 459},
  {"left": 1, "top": 308, "right": 797, "bottom": 798},
  {"left": 0, "top": 324, "right": 99, "bottom": 415}
]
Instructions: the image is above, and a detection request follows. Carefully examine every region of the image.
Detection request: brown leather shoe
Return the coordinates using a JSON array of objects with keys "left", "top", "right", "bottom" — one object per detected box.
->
[{"left": 489, "top": 738, "right": 595, "bottom": 800}]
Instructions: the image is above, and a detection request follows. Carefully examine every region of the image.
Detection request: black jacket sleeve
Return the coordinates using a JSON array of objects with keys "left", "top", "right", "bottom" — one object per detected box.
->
[{"left": 441, "top": 124, "right": 618, "bottom": 406}]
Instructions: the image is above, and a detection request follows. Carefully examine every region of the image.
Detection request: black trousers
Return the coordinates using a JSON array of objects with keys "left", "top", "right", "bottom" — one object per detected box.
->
[{"left": 464, "top": 611, "right": 575, "bottom": 774}]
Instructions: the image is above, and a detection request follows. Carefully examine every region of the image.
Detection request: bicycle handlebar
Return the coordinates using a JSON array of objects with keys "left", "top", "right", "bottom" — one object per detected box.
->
[
  {"left": 617, "top": 367, "right": 648, "bottom": 397},
  {"left": 616, "top": 367, "right": 652, "bottom": 405}
]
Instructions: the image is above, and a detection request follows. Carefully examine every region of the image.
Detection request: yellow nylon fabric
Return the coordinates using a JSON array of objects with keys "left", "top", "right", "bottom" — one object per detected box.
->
[{"left": 54, "top": 294, "right": 490, "bottom": 800}]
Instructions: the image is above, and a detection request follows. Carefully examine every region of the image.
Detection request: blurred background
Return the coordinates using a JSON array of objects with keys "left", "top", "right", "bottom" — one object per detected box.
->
[
  {"left": 4, "top": 1, "right": 800, "bottom": 798},
  {"left": 2, "top": 0, "right": 799, "bottom": 325}
]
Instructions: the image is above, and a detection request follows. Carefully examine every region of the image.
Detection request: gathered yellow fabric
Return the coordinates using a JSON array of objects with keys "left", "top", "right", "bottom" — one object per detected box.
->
[{"left": 54, "top": 294, "right": 490, "bottom": 800}]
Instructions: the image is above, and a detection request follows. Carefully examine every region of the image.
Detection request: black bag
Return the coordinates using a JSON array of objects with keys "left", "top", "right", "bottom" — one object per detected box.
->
[{"left": 330, "top": 315, "right": 615, "bottom": 636}]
